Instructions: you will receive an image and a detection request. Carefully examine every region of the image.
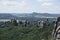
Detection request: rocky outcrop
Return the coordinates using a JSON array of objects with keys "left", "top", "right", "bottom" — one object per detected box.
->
[{"left": 53, "top": 17, "right": 60, "bottom": 40}]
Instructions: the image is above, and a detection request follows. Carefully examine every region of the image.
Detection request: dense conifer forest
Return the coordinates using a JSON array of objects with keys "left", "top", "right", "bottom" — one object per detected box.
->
[{"left": 0, "top": 21, "right": 54, "bottom": 40}]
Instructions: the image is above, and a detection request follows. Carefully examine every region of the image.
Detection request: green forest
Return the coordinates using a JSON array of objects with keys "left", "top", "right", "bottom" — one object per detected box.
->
[{"left": 0, "top": 22, "right": 54, "bottom": 40}]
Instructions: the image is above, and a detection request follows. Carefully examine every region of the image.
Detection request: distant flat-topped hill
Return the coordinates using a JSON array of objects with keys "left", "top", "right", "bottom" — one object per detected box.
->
[
  {"left": 0, "top": 14, "right": 17, "bottom": 19},
  {"left": 13, "top": 13, "right": 60, "bottom": 18},
  {"left": 0, "top": 13, "right": 60, "bottom": 19},
  {"left": 0, "top": 13, "right": 59, "bottom": 22}
]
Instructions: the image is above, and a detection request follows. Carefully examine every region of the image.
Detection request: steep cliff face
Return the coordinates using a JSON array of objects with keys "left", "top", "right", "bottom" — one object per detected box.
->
[{"left": 53, "top": 17, "right": 60, "bottom": 40}]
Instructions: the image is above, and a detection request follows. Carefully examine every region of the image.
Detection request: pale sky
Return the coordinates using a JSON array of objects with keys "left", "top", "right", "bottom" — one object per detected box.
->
[{"left": 0, "top": 0, "right": 60, "bottom": 13}]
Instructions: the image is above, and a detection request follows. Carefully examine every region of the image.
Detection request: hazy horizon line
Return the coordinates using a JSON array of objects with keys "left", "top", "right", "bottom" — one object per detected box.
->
[{"left": 0, "top": 12, "right": 60, "bottom": 14}]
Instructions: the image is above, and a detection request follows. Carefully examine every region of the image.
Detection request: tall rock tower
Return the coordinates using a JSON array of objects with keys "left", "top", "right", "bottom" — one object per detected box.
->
[
  {"left": 38, "top": 20, "right": 44, "bottom": 28},
  {"left": 53, "top": 17, "right": 60, "bottom": 40}
]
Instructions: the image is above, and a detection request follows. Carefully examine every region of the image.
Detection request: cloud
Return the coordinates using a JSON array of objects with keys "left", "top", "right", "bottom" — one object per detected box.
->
[
  {"left": 42, "top": 2, "right": 52, "bottom": 6},
  {"left": 37, "top": 0, "right": 53, "bottom": 6},
  {"left": 0, "top": 0, "right": 60, "bottom": 13},
  {"left": 36, "top": 0, "right": 60, "bottom": 13},
  {"left": 0, "top": 0, "right": 27, "bottom": 7},
  {"left": 0, "top": 0, "right": 27, "bottom": 13},
  {"left": 37, "top": 0, "right": 51, "bottom": 2}
]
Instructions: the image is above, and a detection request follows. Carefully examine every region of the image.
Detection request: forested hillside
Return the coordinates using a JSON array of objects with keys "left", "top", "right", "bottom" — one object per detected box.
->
[{"left": 0, "top": 22, "right": 54, "bottom": 40}]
